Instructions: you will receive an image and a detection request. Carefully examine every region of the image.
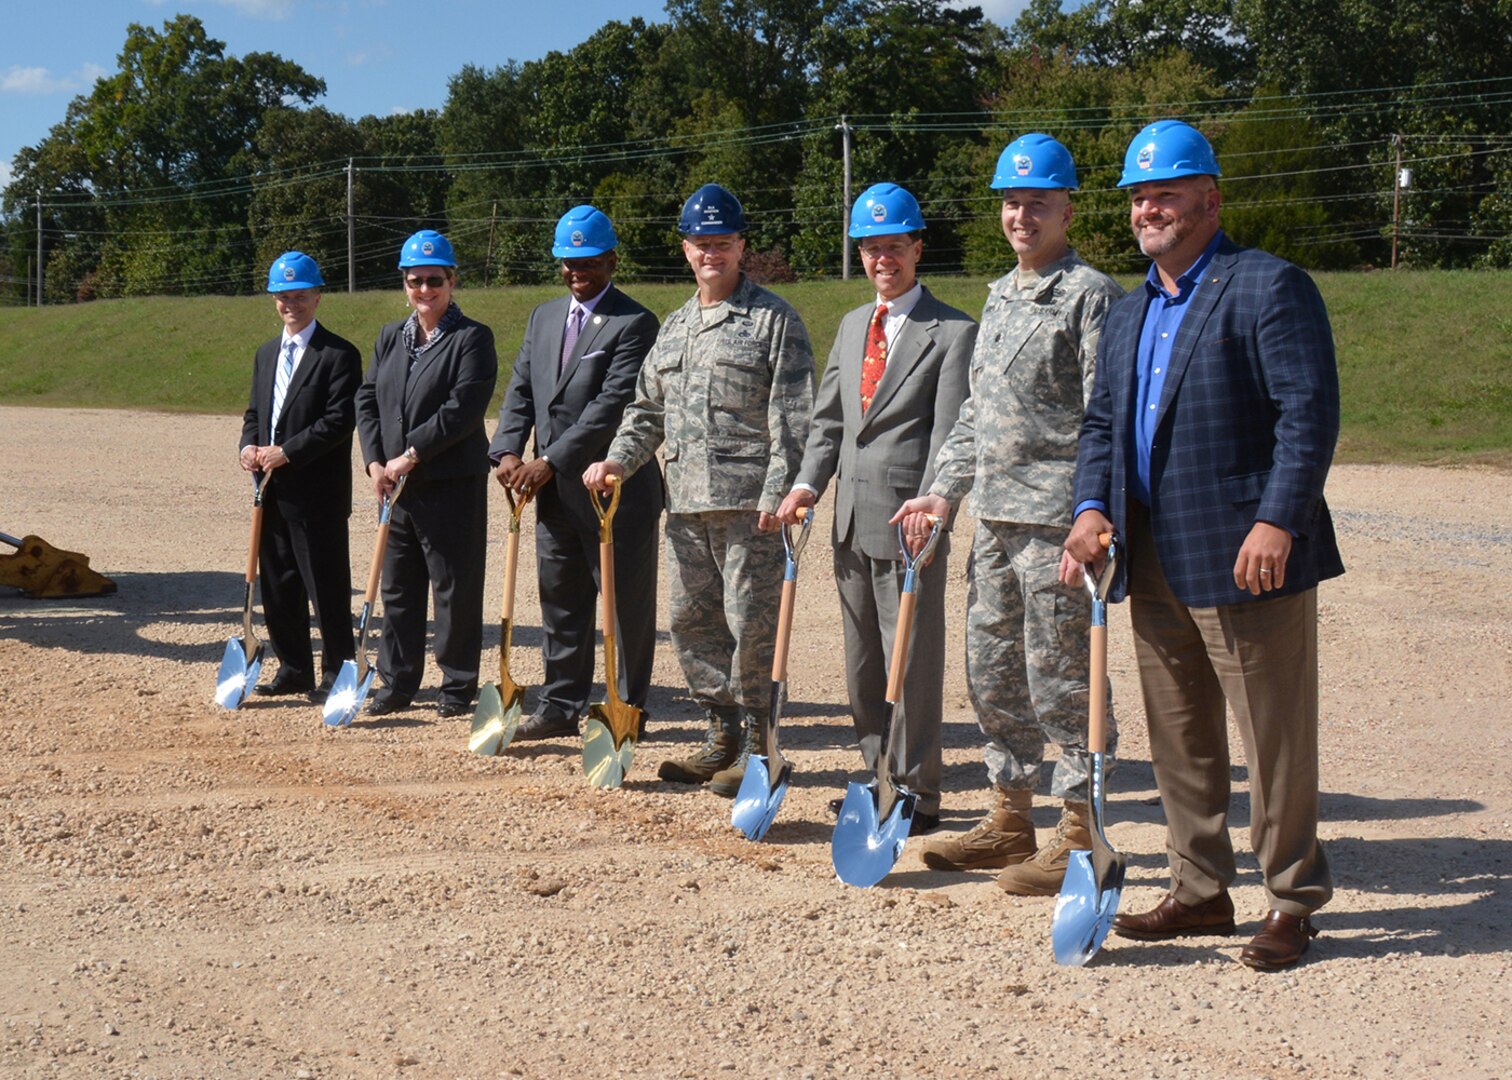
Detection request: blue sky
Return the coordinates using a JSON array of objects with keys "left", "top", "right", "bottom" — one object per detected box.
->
[{"left": 1, "top": 0, "right": 1028, "bottom": 190}]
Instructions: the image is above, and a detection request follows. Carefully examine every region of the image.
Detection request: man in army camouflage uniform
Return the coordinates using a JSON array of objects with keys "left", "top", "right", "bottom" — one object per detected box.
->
[
  {"left": 583, "top": 183, "right": 815, "bottom": 796},
  {"left": 894, "top": 134, "right": 1122, "bottom": 895}
]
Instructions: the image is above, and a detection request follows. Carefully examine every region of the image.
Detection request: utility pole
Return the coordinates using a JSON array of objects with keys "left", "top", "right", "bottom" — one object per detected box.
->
[
  {"left": 836, "top": 115, "right": 853, "bottom": 281},
  {"left": 35, "top": 189, "right": 43, "bottom": 306},
  {"left": 346, "top": 159, "right": 356, "bottom": 293},
  {"left": 1391, "top": 134, "right": 1403, "bottom": 270},
  {"left": 484, "top": 201, "right": 498, "bottom": 288}
]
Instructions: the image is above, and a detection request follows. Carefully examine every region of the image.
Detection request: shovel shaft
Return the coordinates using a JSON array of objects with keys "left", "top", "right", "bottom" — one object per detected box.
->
[
  {"left": 245, "top": 504, "right": 264, "bottom": 584},
  {"left": 885, "top": 589, "right": 918, "bottom": 703},
  {"left": 771, "top": 578, "right": 797, "bottom": 681},
  {"left": 1088, "top": 622, "right": 1109, "bottom": 755},
  {"left": 599, "top": 535, "right": 621, "bottom": 702},
  {"left": 502, "top": 523, "right": 520, "bottom": 624},
  {"left": 363, "top": 520, "right": 390, "bottom": 604}
]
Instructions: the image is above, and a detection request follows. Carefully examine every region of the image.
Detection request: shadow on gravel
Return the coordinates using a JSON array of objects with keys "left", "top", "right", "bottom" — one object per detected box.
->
[
  {"left": 0, "top": 570, "right": 233, "bottom": 662},
  {"left": 1313, "top": 836, "right": 1512, "bottom": 958}
]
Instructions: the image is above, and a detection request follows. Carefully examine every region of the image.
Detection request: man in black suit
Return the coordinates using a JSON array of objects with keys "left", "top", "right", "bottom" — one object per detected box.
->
[
  {"left": 489, "top": 206, "right": 664, "bottom": 740},
  {"left": 239, "top": 251, "right": 362, "bottom": 701}
]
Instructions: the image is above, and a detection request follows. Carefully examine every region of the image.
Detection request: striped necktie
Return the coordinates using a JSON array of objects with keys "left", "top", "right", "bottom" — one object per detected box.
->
[{"left": 271, "top": 338, "right": 297, "bottom": 433}]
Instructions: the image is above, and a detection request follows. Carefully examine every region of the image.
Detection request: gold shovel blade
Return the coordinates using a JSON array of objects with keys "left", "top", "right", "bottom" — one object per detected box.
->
[
  {"left": 582, "top": 705, "right": 638, "bottom": 789},
  {"left": 470, "top": 684, "right": 525, "bottom": 756}
]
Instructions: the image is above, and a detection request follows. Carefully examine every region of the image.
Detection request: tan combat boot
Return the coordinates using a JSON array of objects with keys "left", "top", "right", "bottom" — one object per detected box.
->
[
  {"left": 919, "top": 789, "right": 1036, "bottom": 871},
  {"left": 658, "top": 709, "right": 741, "bottom": 784},
  {"left": 707, "top": 712, "right": 767, "bottom": 798},
  {"left": 995, "top": 800, "right": 1092, "bottom": 895}
]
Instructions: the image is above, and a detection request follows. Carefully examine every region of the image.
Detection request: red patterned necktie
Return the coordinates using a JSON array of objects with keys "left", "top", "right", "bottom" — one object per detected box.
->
[{"left": 859, "top": 303, "right": 888, "bottom": 413}]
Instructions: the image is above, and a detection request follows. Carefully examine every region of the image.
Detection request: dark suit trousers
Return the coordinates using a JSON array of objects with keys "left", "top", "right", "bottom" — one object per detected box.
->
[
  {"left": 1125, "top": 501, "right": 1332, "bottom": 916},
  {"left": 833, "top": 541, "right": 947, "bottom": 815},
  {"left": 259, "top": 492, "right": 354, "bottom": 682},
  {"left": 533, "top": 489, "right": 659, "bottom": 721},
  {"left": 378, "top": 476, "right": 488, "bottom": 705}
]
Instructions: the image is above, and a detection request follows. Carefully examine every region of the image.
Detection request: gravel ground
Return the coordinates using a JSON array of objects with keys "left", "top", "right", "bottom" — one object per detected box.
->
[{"left": 1, "top": 405, "right": 1509, "bottom": 1079}]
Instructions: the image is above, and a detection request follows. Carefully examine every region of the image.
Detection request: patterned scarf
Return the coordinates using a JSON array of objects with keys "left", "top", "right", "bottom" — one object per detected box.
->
[{"left": 403, "top": 301, "right": 464, "bottom": 365}]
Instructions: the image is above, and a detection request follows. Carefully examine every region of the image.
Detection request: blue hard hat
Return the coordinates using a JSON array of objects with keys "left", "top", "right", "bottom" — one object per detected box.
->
[
  {"left": 552, "top": 205, "right": 618, "bottom": 258},
  {"left": 678, "top": 183, "right": 747, "bottom": 235},
  {"left": 267, "top": 251, "right": 324, "bottom": 292},
  {"left": 991, "top": 134, "right": 1078, "bottom": 190},
  {"left": 398, "top": 229, "right": 456, "bottom": 268},
  {"left": 1119, "top": 120, "right": 1221, "bottom": 187},
  {"left": 848, "top": 183, "right": 926, "bottom": 238}
]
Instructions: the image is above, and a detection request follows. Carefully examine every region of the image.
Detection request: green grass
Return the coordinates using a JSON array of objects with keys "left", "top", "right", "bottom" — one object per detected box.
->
[{"left": 1, "top": 271, "right": 1508, "bottom": 467}]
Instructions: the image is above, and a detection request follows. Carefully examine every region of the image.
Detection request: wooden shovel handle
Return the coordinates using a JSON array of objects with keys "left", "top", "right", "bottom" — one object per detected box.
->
[
  {"left": 1088, "top": 622, "right": 1109, "bottom": 755},
  {"left": 771, "top": 578, "right": 797, "bottom": 682},
  {"left": 245, "top": 504, "right": 264, "bottom": 584},
  {"left": 885, "top": 588, "right": 918, "bottom": 704}
]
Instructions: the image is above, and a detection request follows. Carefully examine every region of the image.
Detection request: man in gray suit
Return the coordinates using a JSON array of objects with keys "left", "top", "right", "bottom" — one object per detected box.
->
[
  {"left": 777, "top": 183, "right": 975, "bottom": 834},
  {"left": 490, "top": 206, "right": 664, "bottom": 740},
  {"left": 895, "top": 134, "right": 1122, "bottom": 892}
]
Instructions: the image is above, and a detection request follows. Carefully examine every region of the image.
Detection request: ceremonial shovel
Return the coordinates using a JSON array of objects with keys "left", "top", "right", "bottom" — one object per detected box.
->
[
  {"left": 214, "top": 473, "right": 269, "bottom": 709},
  {"left": 470, "top": 487, "right": 531, "bottom": 755},
  {"left": 581, "top": 476, "right": 641, "bottom": 788},
  {"left": 831, "top": 516, "right": 942, "bottom": 887},
  {"left": 1052, "top": 532, "right": 1125, "bottom": 966},
  {"left": 322, "top": 475, "right": 406, "bottom": 727},
  {"left": 731, "top": 507, "right": 813, "bottom": 841}
]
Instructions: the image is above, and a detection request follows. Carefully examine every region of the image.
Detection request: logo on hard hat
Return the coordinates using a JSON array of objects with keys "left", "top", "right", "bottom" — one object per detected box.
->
[
  {"left": 1014, "top": 154, "right": 1032, "bottom": 176},
  {"left": 1137, "top": 143, "right": 1156, "bottom": 171},
  {"left": 571, "top": 230, "right": 586, "bottom": 247},
  {"left": 282, "top": 264, "right": 296, "bottom": 281},
  {"left": 871, "top": 202, "right": 887, "bottom": 222},
  {"left": 421, "top": 240, "right": 435, "bottom": 255}
]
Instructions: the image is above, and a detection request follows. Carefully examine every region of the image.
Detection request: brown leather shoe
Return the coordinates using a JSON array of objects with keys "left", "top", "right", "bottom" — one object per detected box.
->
[
  {"left": 1239, "top": 911, "right": 1318, "bottom": 971},
  {"left": 1112, "top": 892, "right": 1236, "bottom": 940}
]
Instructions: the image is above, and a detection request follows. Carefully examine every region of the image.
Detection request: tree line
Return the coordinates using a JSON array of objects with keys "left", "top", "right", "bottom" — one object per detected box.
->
[{"left": 3, "top": 1, "right": 1509, "bottom": 303}]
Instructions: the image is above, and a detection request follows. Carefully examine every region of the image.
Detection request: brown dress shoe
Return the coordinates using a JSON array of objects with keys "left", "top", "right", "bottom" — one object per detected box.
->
[
  {"left": 1239, "top": 911, "right": 1318, "bottom": 971},
  {"left": 1112, "top": 892, "right": 1236, "bottom": 940}
]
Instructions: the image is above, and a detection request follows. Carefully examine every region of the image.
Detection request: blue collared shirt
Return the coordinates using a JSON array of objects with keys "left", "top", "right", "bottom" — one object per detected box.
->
[{"left": 1075, "top": 231, "right": 1222, "bottom": 519}]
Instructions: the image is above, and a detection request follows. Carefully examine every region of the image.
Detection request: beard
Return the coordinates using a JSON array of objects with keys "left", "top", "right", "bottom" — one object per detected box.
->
[{"left": 1135, "top": 211, "right": 1200, "bottom": 259}]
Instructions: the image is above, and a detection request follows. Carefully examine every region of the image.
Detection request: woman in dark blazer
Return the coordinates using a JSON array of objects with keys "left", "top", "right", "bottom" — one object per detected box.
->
[{"left": 354, "top": 230, "right": 498, "bottom": 717}]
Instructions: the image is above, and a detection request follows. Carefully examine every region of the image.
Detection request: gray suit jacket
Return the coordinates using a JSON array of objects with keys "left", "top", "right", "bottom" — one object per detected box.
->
[{"left": 796, "top": 286, "right": 976, "bottom": 560}]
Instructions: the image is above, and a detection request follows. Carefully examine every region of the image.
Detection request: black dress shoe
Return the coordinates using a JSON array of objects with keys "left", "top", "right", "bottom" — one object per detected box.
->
[
  {"left": 1113, "top": 892, "right": 1236, "bottom": 940},
  {"left": 512, "top": 712, "right": 580, "bottom": 741},
  {"left": 307, "top": 674, "right": 339, "bottom": 704},
  {"left": 1239, "top": 911, "right": 1318, "bottom": 971},
  {"left": 908, "top": 812, "right": 941, "bottom": 836},
  {"left": 255, "top": 672, "right": 315, "bottom": 697},
  {"left": 436, "top": 701, "right": 470, "bottom": 719},
  {"left": 365, "top": 693, "right": 412, "bottom": 717}
]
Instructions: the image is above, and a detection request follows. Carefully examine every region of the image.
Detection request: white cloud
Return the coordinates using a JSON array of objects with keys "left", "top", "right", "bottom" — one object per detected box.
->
[
  {"left": 952, "top": 0, "right": 1037, "bottom": 27},
  {"left": 2, "top": 63, "right": 111, "bottom": 96},
  {"left": 0, "top": 159, "right": 14, "bottom": 190},
  {"left": 1, "top": 67, "right": 72, "bottom": 95},
  {"left": 218, "top": 0, "right": 294, "bottom": 18},
  {"left": 346, "top": 43, "right": 394, "bottom": 68}
]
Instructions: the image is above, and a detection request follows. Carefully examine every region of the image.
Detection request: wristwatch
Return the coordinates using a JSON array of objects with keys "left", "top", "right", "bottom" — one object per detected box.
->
[{"left": 404, "top": 447, "right": 420, "bottom": 464}]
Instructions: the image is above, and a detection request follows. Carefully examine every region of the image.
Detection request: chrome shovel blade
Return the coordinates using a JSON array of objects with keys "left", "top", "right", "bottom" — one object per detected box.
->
[
  {"left": 320, "top": 660, "right": 373, "bottom": 728},
  {"left": 1052, "top": 850, "right": 1122, "bottom": 966},
  {"left": 582, "top": 715, "right": 635, "bottom": 789},
  {"left": 831, "top": 782, "right": 913, "bottom": 888},
  {"left": 215, "top": 638, "right": 262, "bottom": 710},
  {"left": 731, "top": 754, "right": 791, "bottom": 842}
]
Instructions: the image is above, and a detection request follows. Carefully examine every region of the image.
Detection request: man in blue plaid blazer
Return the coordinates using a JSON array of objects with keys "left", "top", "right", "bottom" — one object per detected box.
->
[{"left": 1063, "top": 121, "right": 1344, "bottom": 971}]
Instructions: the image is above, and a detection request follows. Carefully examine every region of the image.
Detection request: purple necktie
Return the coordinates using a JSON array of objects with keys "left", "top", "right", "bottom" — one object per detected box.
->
[{"left": 561, "top": 306, "right": 584, "bottom": 373}]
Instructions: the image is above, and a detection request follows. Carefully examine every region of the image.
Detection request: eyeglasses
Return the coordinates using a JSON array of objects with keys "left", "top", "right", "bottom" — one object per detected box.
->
[
  {"left": 859, "top": 241, "right": 916, "bottom": 261},
  {"left": 405, "top": 275, "right": 448, "bottom": 289}
]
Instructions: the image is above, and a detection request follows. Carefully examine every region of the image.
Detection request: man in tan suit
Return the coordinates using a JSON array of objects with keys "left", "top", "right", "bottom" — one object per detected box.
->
[{"left": 777, "top": 183, "right": 975, "bottom": 833}]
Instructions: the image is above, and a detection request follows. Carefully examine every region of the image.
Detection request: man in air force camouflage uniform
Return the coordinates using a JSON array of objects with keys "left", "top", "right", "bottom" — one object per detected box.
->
[
  {"left": 895, "top": 134, "right": 1122, "bottom": 895},
  {"left": 583, "top": 183, "right": 815, "bottom": 794}
]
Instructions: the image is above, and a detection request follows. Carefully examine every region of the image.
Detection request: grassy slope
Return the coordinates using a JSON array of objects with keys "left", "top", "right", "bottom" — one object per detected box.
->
[{"left": 2, "top": 271, "right": 1507, "bottom": 466}]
